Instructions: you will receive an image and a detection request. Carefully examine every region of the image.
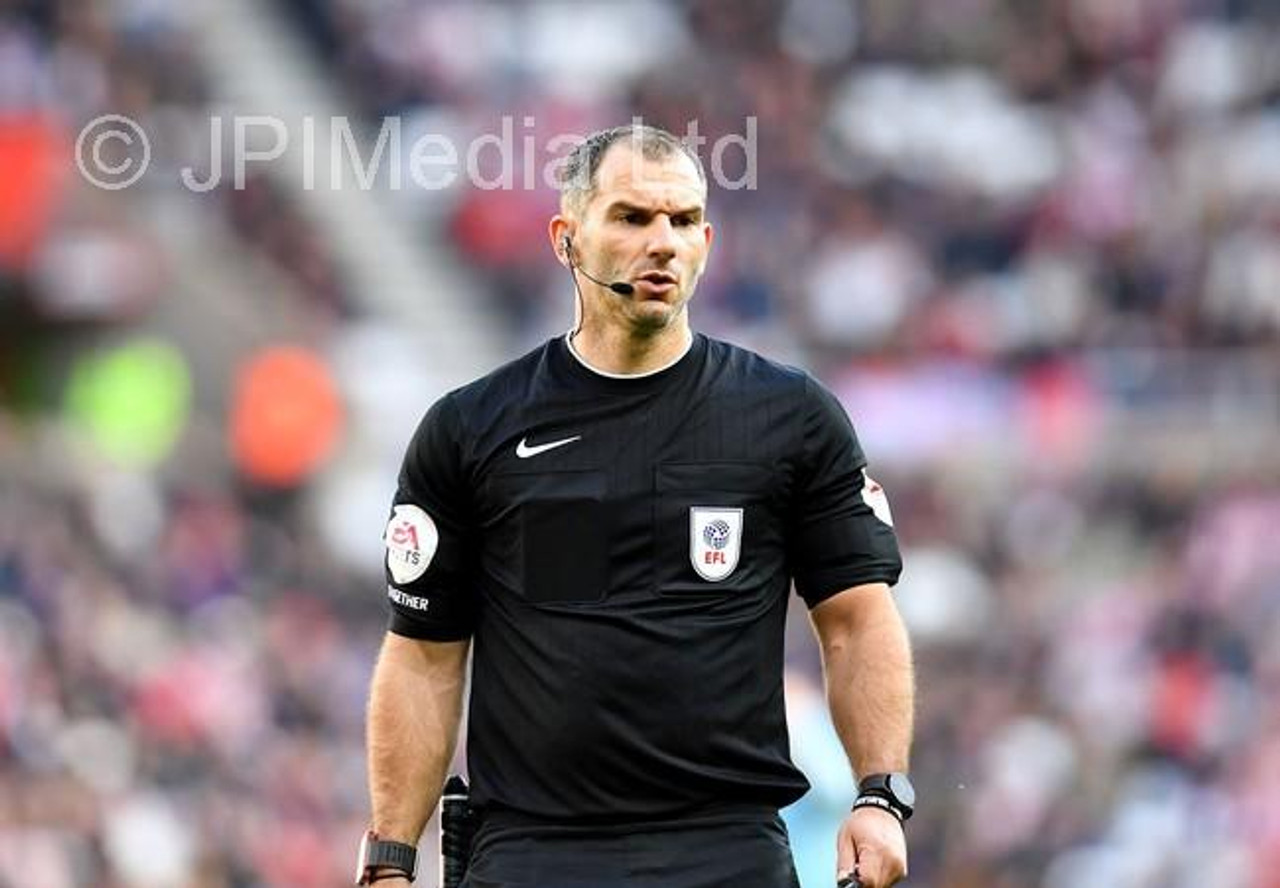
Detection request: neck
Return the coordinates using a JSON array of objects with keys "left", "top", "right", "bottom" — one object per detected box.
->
[{"left": 569, "top": 316, "right": 693, "bottom": 376}]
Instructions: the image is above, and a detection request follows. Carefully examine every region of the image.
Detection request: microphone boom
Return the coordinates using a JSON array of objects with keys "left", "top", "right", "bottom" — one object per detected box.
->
[{"left": 575, "top": 265, "right": 634, "bottom": 296}]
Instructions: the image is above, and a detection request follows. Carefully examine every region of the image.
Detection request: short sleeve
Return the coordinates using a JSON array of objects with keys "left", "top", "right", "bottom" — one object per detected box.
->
[
  {"left": 789, "top": 377, "right": 902, "bottom": 608},
  {"left": 382, "top": 394, "right": 478, "bottom": 640}
]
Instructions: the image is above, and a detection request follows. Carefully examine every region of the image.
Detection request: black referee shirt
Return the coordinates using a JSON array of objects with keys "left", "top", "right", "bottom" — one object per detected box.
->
[{"left": 382, "top": 332, "right": 902, "bottom": 822}]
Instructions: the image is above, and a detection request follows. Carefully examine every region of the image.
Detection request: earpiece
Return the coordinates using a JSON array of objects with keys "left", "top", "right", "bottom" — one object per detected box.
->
[{"left": 560, "top": 234, "right": 633, "bottom": 296}]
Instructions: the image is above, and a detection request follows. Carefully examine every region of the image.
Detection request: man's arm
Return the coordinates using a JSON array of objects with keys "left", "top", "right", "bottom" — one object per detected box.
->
[
  {"left": 810, "top": 582, "right": 914, "bottom": 888},
  {"left": 364, "top": 631, "right": 470, "bottom": 883}
]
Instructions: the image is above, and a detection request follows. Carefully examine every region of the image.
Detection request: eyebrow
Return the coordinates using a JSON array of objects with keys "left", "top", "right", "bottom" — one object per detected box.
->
[{"left": 604, "top": 201, "right": 704, "bottom": 220}]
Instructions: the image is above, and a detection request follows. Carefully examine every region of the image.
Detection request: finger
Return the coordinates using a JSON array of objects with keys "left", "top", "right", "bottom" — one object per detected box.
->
[
  {"left": 853, "top": 848, "right": 884, "bottom": 888},
  {"left": 864, "top": 857, "right": 906, "bottom": 887},
  {"left": 835, "top": 830, "right": 857, "bottom": 881}
]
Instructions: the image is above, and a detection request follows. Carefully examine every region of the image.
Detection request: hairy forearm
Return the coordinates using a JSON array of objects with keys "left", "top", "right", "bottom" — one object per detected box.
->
[
  {"left": 813, "top": 586, "right": 914, "bottom": 778},
  {"left": 367, "top": 633, "right": 469, "bottom": 841}
]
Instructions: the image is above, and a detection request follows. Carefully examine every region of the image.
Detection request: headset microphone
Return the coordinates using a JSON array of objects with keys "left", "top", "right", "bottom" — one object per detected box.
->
[
  {"left": 563, "top": 236, "right": 634, "bottom": 296},
  {"left": 576, "top": 266, "right": 635, "bottom": 296}
]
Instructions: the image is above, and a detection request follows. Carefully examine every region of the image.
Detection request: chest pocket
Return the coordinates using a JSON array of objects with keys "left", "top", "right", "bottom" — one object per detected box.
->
[
  {"left": 487, "top": 469, "right": 609, "bottom": 605},
  {"left": 653, "top": 462, "right": 782, "bottom": 596}
]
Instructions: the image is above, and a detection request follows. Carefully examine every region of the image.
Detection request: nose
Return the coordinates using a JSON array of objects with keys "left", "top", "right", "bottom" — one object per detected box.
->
[{"left": 645, "top": 216, "right": 678, "bottom": 261}]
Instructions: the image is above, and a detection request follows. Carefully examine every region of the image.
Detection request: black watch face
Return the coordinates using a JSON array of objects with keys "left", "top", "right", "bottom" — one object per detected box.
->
[{"left": 888, "top": 773, "right": 916, "bottom": 809}]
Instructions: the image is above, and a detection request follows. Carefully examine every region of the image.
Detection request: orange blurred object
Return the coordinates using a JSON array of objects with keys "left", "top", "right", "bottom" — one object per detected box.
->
[
  {"left": 230, "top": 346, "right": 343, "bottom": 487},
  {"left": 0, "top": 115, "right": 69, "bottom": 269}
]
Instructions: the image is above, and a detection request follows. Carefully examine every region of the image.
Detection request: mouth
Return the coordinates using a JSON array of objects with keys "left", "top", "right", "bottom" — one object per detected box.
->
[{"left": 635, "top": 271, "right": 678, "bottom": 293}]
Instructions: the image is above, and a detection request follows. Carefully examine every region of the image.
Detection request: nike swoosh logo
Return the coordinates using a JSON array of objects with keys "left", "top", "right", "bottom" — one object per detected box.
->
[{"left": 515, "top": 435, "right": 582, "bottom": 459}]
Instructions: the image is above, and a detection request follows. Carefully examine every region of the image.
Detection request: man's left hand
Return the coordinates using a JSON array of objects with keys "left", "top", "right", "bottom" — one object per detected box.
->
[{"left": 835, "top": 805, "right": 908, "bottom": 888}]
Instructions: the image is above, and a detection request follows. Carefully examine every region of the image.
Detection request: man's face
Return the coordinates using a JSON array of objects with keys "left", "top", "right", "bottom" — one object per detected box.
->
[{"left": 569, "top": 146, "right": 713, "bottom": 334}]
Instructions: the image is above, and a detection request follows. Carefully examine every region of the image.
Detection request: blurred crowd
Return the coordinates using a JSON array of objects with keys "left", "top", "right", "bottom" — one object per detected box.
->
[
  {"left": 3, "top": 0, "right": 1280, "bottom": 887},
  {"left": 0, "top": 0, "right": 349, "bottom": 328},
  {"left": 280, "top": 0, "right": 1280, "bottom": 359}
]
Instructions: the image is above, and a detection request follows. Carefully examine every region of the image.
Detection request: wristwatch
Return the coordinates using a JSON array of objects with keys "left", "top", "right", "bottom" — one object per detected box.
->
[
  {"left": 354, "top": 831, "right": 418, "bottom": 885},
  {"left": 853, "top": 772, "right": 915, "bottom": 822}
]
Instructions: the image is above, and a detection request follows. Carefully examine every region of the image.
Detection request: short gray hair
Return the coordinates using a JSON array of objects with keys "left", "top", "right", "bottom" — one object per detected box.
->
[{"left": 558, "top": 124, "right": 706, "bottom": 214}]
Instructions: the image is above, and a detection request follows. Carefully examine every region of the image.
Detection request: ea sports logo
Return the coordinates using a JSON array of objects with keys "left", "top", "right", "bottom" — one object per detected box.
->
[
  {"left": 702, "top": 519, "right": 731, "bottom": 550},
  {"left": 384, "top": 504, "right": 438, "bottom": 584}
]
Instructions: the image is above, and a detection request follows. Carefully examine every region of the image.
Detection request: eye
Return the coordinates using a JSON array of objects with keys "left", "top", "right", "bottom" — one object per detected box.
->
[
  {"left": 620, "top": 211, "right": 645, "bottom": 224},
  {"left": 672, "top": 214, "right": 696, "bottom": 227}
]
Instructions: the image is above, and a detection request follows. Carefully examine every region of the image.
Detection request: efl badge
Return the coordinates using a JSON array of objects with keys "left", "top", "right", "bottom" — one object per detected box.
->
[
  {"left": 690, "top": 507, "right": 743, "bottom": 582},
  {"left": 385, "top": 504, "right": 438, "bottom": 584}
]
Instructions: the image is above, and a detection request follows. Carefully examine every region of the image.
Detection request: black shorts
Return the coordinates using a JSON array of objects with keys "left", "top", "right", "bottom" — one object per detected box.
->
[{"left": 461, "top": 805, "right": 802, "bottom": 888}]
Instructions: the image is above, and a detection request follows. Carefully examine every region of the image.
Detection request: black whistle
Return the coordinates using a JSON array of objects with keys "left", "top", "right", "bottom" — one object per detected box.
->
[{"left": 837, "top": 877, "right": 863, "bottom": 888}]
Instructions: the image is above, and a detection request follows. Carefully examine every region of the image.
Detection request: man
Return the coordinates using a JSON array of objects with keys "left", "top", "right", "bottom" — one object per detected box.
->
[{"left": 358, "top": 124, "right": 914, "bottom": 888}]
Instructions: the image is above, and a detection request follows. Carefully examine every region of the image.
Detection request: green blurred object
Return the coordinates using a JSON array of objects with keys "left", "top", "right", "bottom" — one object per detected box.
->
[{"left": 65, "top": 338, "right": 192, "bottom": 468}]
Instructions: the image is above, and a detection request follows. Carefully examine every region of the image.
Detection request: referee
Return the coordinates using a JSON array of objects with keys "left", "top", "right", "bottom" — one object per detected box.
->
[{"left": 356, "top": 124, "right": 914, "bottom": 888}]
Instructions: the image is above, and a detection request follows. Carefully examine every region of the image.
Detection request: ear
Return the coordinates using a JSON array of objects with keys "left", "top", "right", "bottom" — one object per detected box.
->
[
  {"left": 697, "top": 220, "right": 715, "bottom": 275},
  {"left": 549, "top": 216, "right": 573, "bottom": 267}
]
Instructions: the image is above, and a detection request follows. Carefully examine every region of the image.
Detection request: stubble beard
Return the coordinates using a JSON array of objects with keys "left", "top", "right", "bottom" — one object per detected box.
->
[{"left": 624, "top": 289, "right": 691, "bottom": 337}]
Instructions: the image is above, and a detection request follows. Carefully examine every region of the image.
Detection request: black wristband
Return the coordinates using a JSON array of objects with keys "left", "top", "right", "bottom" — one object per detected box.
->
[
  {"left": 856, "top": 772, "right": 915, "bottom": 821},
  {"left": 851, "top": 794, "right": 904, "bottom": 823}
]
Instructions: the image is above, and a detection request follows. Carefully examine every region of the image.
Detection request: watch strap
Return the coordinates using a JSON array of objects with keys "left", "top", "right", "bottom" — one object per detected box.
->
[
  {"left": 367, "top": 840, "right": 416, "bottom": 873},
  {"left": 851, "top": 794, "right": 903, "bottom": 823},
  {"left": 356, "top": 832, "right": 417, "bottom": 885}
]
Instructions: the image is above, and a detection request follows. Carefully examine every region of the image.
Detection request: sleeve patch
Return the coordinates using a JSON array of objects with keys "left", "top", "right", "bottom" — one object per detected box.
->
[
  {"left": 385, "top": 504, "right": 439, "bottom": 584},
  {"left": 861, "top": 469, "right": 894, "bottom": 527},
  {"left": 387, "top": 586, "right": 430, "bottom": 611}
]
